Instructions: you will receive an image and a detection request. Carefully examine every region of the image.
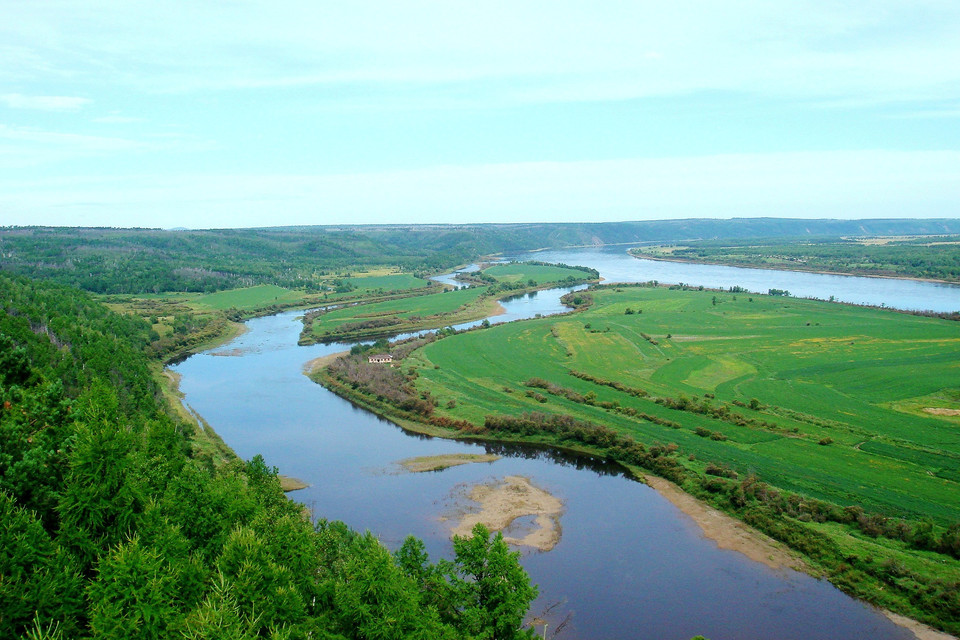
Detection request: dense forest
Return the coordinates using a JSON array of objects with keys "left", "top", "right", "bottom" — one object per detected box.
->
[
  {"left": 4, "top": 219, "right": 960, "bottom": 294},
  {"left": 0, "top": 273, "right": 539, "bottom": 639}
]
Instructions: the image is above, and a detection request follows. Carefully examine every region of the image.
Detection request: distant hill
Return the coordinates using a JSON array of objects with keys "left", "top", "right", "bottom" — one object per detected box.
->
[{"left": 3, "top": 218, "right": 959, "bottom": 294}]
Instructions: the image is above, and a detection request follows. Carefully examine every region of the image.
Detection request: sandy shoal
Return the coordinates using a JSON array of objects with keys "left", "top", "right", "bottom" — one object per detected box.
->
[
  {"left": 302, "top": 350, "right": 349, "bottom": 374},
  {"left": 398, "top": 453, "right": 500, "bottom": 473},
  {"left": 449, "top": 475, "right": 563, "bottom": 552},
  {"left": 644, "top": 474, "right": 805, "bottom": 572}
]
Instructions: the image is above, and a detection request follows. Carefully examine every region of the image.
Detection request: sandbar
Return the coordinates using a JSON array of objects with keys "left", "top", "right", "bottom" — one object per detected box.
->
[
  {"left": 448, "top": 475, "right": 563, "bottom": 552},
  {"left": 398, "top": 453, "right": 500, "bottom": 473},
  {"left": 644, "top": 474, "right": 805, "bottom": 572},
  {"left": 279, "top": 475, "right": 309, "bottom": 492},
  {"left": 303, "top": 350, "right": 349, "bottom": 375}
]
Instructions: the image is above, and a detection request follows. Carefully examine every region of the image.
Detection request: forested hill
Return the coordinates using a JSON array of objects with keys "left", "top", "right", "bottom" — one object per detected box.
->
[
  {"left": 0, "top": 273, "right": 538, "bottom": 639},
  {"left": 3, "top": 218, "right": 960, "bottom": 294}
]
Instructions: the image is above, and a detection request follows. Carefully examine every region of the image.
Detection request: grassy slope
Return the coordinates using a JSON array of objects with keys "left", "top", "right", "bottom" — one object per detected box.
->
[
  {"left": 344, "top": 273, "right": 430, "bottom": 292},
  {"left": 309, "top": 286, "right": 492, "bottom": 337},
  {"left": 192, "top": 284, "right": 308, "bottom": 310},
  {"left": 481, "top": 263, "right": 591, "bottom": 284},
  {"left": 409, "top": 287, "right": 960, "bottom": 523}
]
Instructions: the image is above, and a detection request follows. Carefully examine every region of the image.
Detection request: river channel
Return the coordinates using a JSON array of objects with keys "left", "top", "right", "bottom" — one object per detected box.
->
[{"left": 172, "top": 248, "right": 960, "bottom": 639}]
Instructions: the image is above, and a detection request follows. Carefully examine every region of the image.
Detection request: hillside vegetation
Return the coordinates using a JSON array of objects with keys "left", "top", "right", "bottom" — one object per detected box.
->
[
  {"left": 5, "top": 219, "right": 960, "bottom": 294},
  {"left": 0, "top": 273, "right": 539, "bottom": 639}
]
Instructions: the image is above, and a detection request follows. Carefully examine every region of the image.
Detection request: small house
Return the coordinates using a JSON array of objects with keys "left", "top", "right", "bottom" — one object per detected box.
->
[{"left": 368, "top": 354, "right": 393, "bottom": 364}]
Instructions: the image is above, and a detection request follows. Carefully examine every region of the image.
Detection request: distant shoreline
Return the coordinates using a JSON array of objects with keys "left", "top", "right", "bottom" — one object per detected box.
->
[{"left": 628, "top": 250, "right": 957, "bottom": 286}]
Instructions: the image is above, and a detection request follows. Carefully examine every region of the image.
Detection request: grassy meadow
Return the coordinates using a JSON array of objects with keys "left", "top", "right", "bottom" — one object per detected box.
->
[
  {"left": 307, "top": 286, "right": 493, "bottom": 340},
  {"left": 481, "top": 262, "right": 593, "bottom": 284},
  {"left": 344, "top": 272, "right": 430, "bottom": 292},
  {"left": 306, "top": 262, "right": 596, "bottom": 342},
  {"left": 192, "top": 284, "right": 309, "bottom": 310},
  {"left": 408, "top": 286, "right": 960, "bottom": 523}
]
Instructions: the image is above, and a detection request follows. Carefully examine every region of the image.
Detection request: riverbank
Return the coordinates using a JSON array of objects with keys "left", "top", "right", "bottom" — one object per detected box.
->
[
  {"left": 628, "top": 250, "right": 958, "bottom": 286},
  {"left": 643, "top": 474, "right": 805, "bottom": 572},
  {"left": 303, "top": 350, "right": 350, "bottom": 374},
  {"left": 299, "top": 276, "right": 592, "bottom": 345}
]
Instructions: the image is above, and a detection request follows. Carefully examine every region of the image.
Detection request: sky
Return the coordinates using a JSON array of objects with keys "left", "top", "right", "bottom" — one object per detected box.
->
[{"left": 1, "top": 1, "right": 959, "bottom": 229}]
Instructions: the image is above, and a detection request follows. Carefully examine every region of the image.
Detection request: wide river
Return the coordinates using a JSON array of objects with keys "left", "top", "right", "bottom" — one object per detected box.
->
[{"left": 173, "top": 247, "right": 960, "bottom": 639}]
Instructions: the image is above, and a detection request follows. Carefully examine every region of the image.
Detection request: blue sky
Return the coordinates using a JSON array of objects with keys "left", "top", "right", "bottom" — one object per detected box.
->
[{"left": 1, "top": 1, "right": 959, "bottom": 228}]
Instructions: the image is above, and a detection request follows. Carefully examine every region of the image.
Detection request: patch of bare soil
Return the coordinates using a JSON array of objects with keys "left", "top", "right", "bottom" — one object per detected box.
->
[
  {"left": 924, "top": 407, "right": 960, "bottom": 417},
  {"left": 398, "top": 453, "right": 500, "bottom": 473},
  {"left": 447, "top": 476, "right": 564, "bottom": 552},
  {"left": 279, "top": 475, "right": 309, "bottom": 492},
  {"left": 881, "top": 611, "right": 959, "bottom": 640},
  {"left": 302, "top": 350, "right": 349, "bottom": 374},
  {"left": 644, "top": 475, "right": 805, "bottom": 572}
]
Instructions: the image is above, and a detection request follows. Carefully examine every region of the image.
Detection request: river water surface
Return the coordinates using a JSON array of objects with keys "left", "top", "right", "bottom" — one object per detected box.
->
[{"left": 173, "top": 249, "right": 960, "bottom": 639}]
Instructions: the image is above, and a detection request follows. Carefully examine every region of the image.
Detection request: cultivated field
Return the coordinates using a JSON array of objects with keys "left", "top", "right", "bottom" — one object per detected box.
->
[{"left": 409, "top": 286, "right": 960, "bottom": 523}]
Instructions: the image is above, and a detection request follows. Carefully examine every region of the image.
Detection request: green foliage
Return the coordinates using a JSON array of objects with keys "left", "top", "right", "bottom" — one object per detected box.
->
[
  {"left": 0, "top": 493, "right": 84, "bottom": 638},
  {"left": 444, "top": 524, "right": 538, "bottom": 640},
  {"left": 0, "top": 273, "right": 540, "bottom": 638},
  {"left": 87, "top": 536, "right": 187, "bottom": 639}
]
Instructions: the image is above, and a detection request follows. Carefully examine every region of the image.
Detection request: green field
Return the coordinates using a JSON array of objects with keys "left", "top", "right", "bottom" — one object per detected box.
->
[
  {"left": 307, "top": 263, "right": 596, "bottom": 342},
  {"left": 309, "top": 286, "right": 493, "bottom": 340},
  {"left": 192, "top": 284, "right": 308, "bottom": 310},
  {"left": 344, "top": 273, "right": 431, "bottom": 293},
  {"left": 408, "top": 286, "right": 960, "bottom": 522},
  {"left": 481, "top": 263, "right": 593, "bottom": 284}
]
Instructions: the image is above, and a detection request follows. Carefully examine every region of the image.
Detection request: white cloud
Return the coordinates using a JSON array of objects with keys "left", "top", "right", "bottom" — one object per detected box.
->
[
  {"left": 0, "top": 125, "right": 213, "bottom": 168},
  {"left": 2, "top": 2, "right": 959, "bottom": 105},
  {"left": 0, "top": 93, "right": 91, "bottom": 111},
  {"left": 93, "top": 114, "right": 146, "bottom": 124}
]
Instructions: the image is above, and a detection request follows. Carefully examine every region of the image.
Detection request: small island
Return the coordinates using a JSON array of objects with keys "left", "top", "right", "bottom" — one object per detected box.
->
[{"left": 448, "top": 476, "right": 564, "bottom": 552}]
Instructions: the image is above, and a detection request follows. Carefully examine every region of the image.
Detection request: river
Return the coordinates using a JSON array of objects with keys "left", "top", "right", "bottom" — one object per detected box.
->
[{"left": 172, "top": 249, "right": 960, "bottom": 639}]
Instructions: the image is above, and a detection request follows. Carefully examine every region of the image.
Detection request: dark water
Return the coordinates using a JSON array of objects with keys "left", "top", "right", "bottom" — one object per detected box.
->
[
  {"left": 502, "top": 245, "right": 960, "bottom": 313},
  {"left": 171, "top": 265, "right": 941, "bottom": 639}
]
